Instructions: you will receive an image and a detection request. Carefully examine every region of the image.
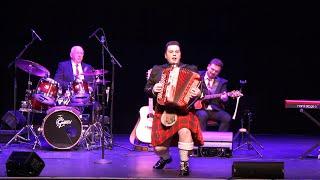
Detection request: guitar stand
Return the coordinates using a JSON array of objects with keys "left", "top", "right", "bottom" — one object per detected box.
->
[
  {"left": 299, "top": 109, "right": 320, "bottom": 159},
  {"left": 233, "top": 110, "right": 264, "bottom": 158},
  {"left": 132, "top": 140, "right": 153, "bottom": 152},
  {"left": 233, "top": 128, "right": 264, "bottom": 158}
]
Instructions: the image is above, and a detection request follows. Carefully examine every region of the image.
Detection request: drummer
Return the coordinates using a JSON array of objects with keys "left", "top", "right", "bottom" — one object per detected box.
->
[
  {"left": 54, "top": 45, "right": 95, "bottom": 91},
  {"left": 54, "top": 45, "right": 104, "bottom": 124}
]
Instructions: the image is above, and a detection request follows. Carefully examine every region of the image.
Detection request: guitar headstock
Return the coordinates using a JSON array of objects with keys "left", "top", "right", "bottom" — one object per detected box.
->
[
  {"left": 146, "top": 68, "right": 152, "bottom": 80},
  {"left": 229, "top": 90, "right": 243, "bottom": 98}
]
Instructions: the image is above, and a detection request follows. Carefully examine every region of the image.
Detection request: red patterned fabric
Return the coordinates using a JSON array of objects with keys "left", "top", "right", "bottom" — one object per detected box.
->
[
  {"left": 157, "top": 67, "right": 200, "bottom": 110},
  {"left": 151, "top": 111, "right": 204, "bottom": 147}
]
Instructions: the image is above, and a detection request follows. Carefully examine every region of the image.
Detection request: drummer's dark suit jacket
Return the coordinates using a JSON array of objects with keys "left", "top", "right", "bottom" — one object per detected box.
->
[{"left": 54, "top": 60, "right": 94, "bottom": 90}]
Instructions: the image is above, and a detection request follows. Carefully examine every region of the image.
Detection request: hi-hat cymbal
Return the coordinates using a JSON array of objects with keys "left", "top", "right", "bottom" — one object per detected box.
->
[
  {"left": 81, "top": 69, "right": 108, "bottom": 76},
  {"left": 16, "top": 59, "right": 50, "bottom": 77}
]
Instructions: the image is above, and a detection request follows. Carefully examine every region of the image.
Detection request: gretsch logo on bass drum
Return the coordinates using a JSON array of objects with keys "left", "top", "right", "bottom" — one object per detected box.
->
[{"left": 56, "top": 115, "right": 72, "bottom": 128}]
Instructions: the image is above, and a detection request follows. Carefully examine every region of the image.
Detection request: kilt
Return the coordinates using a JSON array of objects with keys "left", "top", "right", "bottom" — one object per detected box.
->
[{"left": 151, "top": 111, "right": 204, "bottom": 147}]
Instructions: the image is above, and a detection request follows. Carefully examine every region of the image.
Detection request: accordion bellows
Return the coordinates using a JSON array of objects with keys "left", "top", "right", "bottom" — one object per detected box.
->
[{"left": 157, "top": 67, "right": 200, "bottom": 111}]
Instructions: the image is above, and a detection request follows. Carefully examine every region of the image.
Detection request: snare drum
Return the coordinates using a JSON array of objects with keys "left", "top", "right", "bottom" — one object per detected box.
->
[
  {"left": 70, "top": 79, "right": 90, "bottom": 104},
  {"left": 41, "top": 106, "right": 82, "bottom": 150},
  {"left": 34, "top": 78, "right": 60, "bottom": 105}
]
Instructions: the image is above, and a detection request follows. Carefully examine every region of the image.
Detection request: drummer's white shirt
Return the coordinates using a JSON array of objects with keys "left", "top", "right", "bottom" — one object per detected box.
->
[{"left": 71, "top": 61, "right": 84, "bottom": 80}]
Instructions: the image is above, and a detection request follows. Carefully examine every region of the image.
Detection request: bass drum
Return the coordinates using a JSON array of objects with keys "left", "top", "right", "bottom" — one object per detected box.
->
[{"left": 41, "top": 106, "right": 82, "bottom": 150}]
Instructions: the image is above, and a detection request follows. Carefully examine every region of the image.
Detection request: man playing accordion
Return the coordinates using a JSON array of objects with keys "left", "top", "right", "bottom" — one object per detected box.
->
[{"left": 145, "top": 41, "right": 203, "bottom": 176}]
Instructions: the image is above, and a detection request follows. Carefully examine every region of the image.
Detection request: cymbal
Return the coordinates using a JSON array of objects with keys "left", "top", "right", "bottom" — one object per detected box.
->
[
  {"left": 81, "top": 69, "right": 108, "bottom": 76},
  {"left": 16, "top": 59, "right": 50, "bottom": 77}
]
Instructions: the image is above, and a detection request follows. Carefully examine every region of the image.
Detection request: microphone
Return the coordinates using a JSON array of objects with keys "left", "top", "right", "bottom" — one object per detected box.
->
[
  {"left": 89, "top": 28, "right": 101, "bottom": 39},
  {"left": 106, "top": 86, "right": 110, "bottom": 103},
  {"left": 100, "top": 35, "right": 106, "bottom": 43},
  {"left": 31, "top": 29, "right": 42, "bottom": 41},
  {"left": 239, "top": 79, "right": 247, "bottom": 92}
]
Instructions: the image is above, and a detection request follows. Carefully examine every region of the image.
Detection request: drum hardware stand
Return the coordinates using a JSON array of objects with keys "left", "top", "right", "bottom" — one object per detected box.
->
[
  {"left": 80, "top": 110, "right": 107, "bottom": 150},
  {"left": 8, "top": 29, "right": 40, "bottom": 112},
  {"left": 76, "top": 92, "right": 107, "bottom": 150},
  {"left": 233, "top": 110, "right": 263, "bottom": 158},
  {"left": 81, "top": 83, "right": 101, "bottom": 149},
  {"left": 84, "top": 118, "right": 112, "bottom": 150},
  {"left": 81, "top": 86, "right": 131, "bottom": 151},
  {"left": 5, "top": 71, "right": 41, "bottom": 150},
  {"left": 82, "top": 123, "right": 102, "bottom": 150}
]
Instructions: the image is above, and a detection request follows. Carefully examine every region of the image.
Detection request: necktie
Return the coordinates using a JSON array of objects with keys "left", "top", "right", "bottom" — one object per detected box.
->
[
  {"left": 76, "top": 64, "right": 80, "bottom": 76},
  {"left": 207, "top": 78, "right": 213, "bottom": 88}
]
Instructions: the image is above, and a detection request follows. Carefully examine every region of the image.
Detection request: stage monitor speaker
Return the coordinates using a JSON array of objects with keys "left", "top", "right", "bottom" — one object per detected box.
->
[
  {"left": 1, "top": 110, "right": 26, "bottom": 130},
  {"left": 193, "top": 131, "right": 233, "bottom": 157},
  {"left": 232, "top": 161, "right": 284, "bottom": 179},
  {"left": 6, "top": 151, "right": 45, "bottom": 177}
]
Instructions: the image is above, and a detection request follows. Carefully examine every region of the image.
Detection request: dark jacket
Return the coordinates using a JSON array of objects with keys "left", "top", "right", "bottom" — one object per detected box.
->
[
  {"left": 54, "top": 60, "right": 94, "bottom": 90},
  {"left": 198, "top": 70, "right": 228, "bottom": 111},
  {"left": 145, "top": 63, "right": 199, "bottom": 112}
]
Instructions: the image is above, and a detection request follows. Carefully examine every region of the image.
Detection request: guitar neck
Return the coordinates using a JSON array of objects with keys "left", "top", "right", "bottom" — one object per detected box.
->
[
  {"left": 204, "top": 92, "right": 233, "bottom": 100},
  {"left": 148, "top": 98, "right": 153, "bottom": 112}
]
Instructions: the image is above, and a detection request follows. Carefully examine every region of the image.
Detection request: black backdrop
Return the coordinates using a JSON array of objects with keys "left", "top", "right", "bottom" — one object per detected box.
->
[{"left": 1, "top": 1, "right": 320, "bottom": 134}]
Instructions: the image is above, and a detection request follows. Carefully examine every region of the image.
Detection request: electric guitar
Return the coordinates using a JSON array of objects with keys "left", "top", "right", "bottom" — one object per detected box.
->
[{"left": 194, "top": 90, "right": 243, "bottom": 109}]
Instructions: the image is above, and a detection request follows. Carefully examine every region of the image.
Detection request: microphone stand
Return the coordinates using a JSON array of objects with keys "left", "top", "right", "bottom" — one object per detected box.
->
[
  {"left": 8, "top": 35, "right": 37, "bottom": 112},
  {"left": 101, "top": 35, "right": 133, "bottom": 151},
  {"left": 91, "top": 31, "right": 132, "bottom": 151},
  {"left": 94, "top": 35, "right": 111, "bottom": 164}
]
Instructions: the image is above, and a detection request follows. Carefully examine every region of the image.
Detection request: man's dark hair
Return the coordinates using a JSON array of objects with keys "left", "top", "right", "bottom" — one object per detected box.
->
[
  {"left": 209, "top": 58, "right": 224, "bottom": 67},
  {"left": 165, "top": 41, "right": 181, "bottom": 52}
]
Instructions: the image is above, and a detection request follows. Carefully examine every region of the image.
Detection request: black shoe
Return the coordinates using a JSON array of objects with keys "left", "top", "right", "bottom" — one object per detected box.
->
[
  {"left": 153, "top": 157, "right": 172, "bottom": 169},
  {"left": 179, "top": 161, "right": 189, "bottom": 176}
]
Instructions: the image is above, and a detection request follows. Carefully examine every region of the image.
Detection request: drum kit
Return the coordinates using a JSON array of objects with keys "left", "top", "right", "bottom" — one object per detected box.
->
[{"left": 6, "top": 59, "right": 110, "bottom": 150}]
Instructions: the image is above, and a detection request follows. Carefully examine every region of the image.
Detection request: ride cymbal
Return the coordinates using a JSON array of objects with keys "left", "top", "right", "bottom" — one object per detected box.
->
[{"left": 16, "top": 59, "right": 50, "bottom": 77}]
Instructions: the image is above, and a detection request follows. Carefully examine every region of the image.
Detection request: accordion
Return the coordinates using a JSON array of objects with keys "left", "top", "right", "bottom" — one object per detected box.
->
[{"left": 157, "top": 67, "right": 200, "bottom": 111}]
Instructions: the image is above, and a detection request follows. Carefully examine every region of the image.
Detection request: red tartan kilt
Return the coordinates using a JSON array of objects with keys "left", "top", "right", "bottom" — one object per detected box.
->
[{"left": 151, "top": 111, "right": 204, "bottom": 147}]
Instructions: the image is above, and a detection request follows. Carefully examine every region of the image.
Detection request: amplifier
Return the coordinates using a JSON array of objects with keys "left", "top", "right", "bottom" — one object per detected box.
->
[{"left": 193, "top": 131, "right": 233, "bottom": 158}]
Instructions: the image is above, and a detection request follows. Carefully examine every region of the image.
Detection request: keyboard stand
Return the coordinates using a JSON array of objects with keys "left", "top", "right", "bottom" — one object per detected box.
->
[{"left": 299, "top": 109, "right": 320, "bottom": 159}]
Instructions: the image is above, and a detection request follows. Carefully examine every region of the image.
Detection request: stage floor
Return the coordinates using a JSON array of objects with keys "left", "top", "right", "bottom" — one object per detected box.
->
[{"left": 0, "top": 133, "right": 320, "bottom": 179}]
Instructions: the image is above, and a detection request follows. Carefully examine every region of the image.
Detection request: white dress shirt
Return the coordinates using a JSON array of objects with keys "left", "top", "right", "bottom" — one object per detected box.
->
[{"left": 71, "top": 61, "right": 84, "bottom": 80}]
